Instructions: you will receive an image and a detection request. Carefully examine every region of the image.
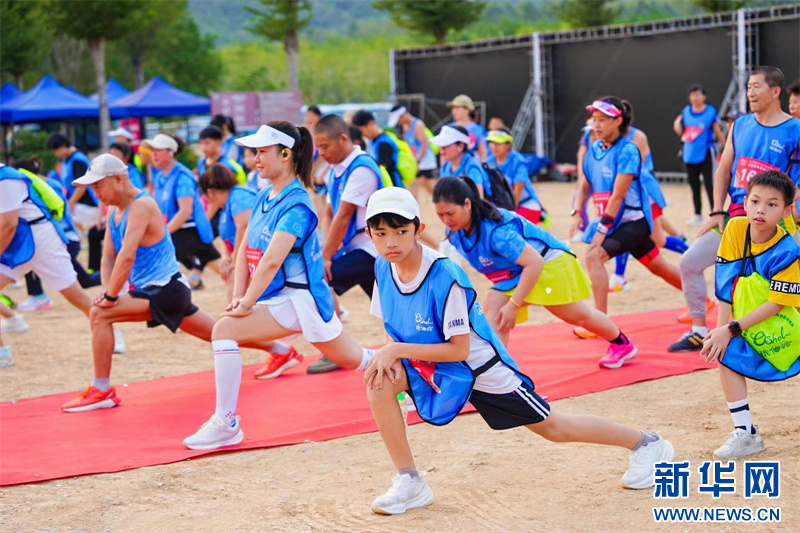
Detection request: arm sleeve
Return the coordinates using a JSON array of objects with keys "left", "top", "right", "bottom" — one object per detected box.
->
[
  {"left": 275, "top": 205, "right": 314, "bottom": 240},
  {"left": 175, "top": 173, "right": 196, "bottom": 199},
  {"left": 489, "top": 224, "right": 527, "bottom": 262},
  {"left": 340, "top": 167, "right": 379, "bottom": 207},
  {"left": 369, "top": 281, "right": 383, "bottom": 318},
  {"left": 443, "top": 284, "right": 471, "bottom": 340}
]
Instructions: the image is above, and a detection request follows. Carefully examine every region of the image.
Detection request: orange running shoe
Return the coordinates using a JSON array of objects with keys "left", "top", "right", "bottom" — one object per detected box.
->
[
  {"left": 61, "top": 386, "right": 121, "bottom": 413},
  {"left": 573, "top": 326, "right": 598, "bottom": 339},
  {"left": 676, "top": 298, "right": 716, "bottom": 324},
  {"left": 254, "top": 347, "right": 303, "bottom": 379}
]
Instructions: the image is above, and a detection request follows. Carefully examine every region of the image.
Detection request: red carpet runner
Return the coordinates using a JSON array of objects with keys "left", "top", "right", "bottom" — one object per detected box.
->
[{"left": 0, "top": 307, "right": 714, "bottom": 486}]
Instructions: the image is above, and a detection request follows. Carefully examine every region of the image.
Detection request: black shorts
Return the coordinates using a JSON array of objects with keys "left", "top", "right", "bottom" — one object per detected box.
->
[
  {"left": 129, "top": 273, "right": 199, "bottom": 332},
  {"left": 469, "top": 380, "right": 550, "bottom": 430},
  {"left": 330, "top": 249, "right": 376, "bottom": 297},
  {"left": 601, "top": 218, "right": 659, "bottom": 264},
  {"left": 418, "top": 169, "right": 438, "bottom": 179},
  {"left": 172, "top": 227, "right": 221, "bottom": 270}
]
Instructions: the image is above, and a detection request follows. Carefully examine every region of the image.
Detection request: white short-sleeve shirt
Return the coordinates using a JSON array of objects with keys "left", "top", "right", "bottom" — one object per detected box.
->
[{"left": 331, "top": 147, "right": 379, "bottom": 258}]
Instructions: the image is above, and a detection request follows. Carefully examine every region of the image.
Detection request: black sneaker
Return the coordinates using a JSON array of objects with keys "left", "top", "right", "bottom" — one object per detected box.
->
[
  {"left": 306, "top": 355, "right": 341, "bottom": 374},
  {"left": 667, "top": 331, "right": 704, "bottom": 352}
]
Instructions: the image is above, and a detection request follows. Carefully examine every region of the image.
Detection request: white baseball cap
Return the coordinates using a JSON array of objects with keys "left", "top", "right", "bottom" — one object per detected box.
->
[
  {"left": 366, "top": 187, "right": 420, "bottom": 222},
  {"left": 235, "top": 125, "right": 296, "bottom": 148},
  {"left": 429, "top": 125, "right": 470, "bottom": 147},
  {"left": 72, "top": 153, "right": 128, "bottom": 186},
  {"left": 147, "top": 133, "right": 179, "bottom": 152},
  {"left": 108, "top": 127, "right": 133, "bottom": 140},
  {"left": 387, "top": 106, "right": 406, "bottom": 128}
]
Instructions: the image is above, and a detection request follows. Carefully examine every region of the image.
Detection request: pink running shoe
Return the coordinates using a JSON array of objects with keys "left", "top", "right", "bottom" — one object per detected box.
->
[{"left": 598, "top": 339, "right": 638, "bottom": 369}]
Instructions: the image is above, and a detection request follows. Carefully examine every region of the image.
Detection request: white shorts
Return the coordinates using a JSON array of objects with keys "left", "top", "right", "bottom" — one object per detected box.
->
[
  {"left": 0, "top": 223, "right": 77, "bottom": 291},
  {"left": 71, "top": 204, "right": 99, "bottom": 228},
  {"left": 257, "top": 287, "right": 342, "bottom": 343}
]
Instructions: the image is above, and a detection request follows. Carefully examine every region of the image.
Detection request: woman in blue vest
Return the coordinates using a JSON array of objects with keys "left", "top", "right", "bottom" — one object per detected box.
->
[
  {"left": 673, "top": 84, "right": 726, "bottom": 225},
  {"left": 485, "top": 127, "right": 545, "bottom": 224},
  {"left": 183, "top": 122, "right": 374, "bottom": 450},
  {"left": 431, "top": 125, "right": 491, "bottom": 199},
  {"left": 570, "top": 97, "right": 683, "bottom": 320},
  {"left": 148, "top": 131, "right": 220, "bottom": 290},
  {"left": 434, "top": 176, "right": 637, "bottom": 369},
  {"left": 199, "top": 163, "right": 256, "bottom": 302}
]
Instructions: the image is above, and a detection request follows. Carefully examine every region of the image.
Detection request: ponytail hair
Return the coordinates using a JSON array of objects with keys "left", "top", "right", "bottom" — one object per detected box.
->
[
  {"left": 157, "top": 130, "right": 186, "bottom": 155},
  {"left": 433, "top": 176, "right": 502, "bottom": 235},
  {"left": 267, "top": 120, "right": 313, "bottom": 188}
]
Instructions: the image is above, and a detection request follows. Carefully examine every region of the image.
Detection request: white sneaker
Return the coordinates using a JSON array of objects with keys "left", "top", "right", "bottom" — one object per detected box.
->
[
  {"left": 570, "top": 230, "right": 585, "bottom": 243},
  {"left": 0, "top": 346, "right": 14, "bottom": 367},
  {"left": 183, "top": 414, "right": 244, "bottom": 450},
  {"left": 17, "top": 294, "right": 54, "bottom": 312},
  {"left": 0, "top": 313, "right": 29, "bottom": 334},
  {"left": 686, "top": 214, "right": 704, "bottom": 226},
  {"left": 714, "top": 426, "right": 765, "bottom": 460},
  {"left": 371, "top": 472, "right": 433, "bottom": 515},
  {"left": 621, "top": 433, "right": 675, "bottom": 489},
  {"left": 113, "top": 329, "right": 126, "bottom": 354},
  {"left": 608, "top": 274, "right": 630, "bottom": 293}
]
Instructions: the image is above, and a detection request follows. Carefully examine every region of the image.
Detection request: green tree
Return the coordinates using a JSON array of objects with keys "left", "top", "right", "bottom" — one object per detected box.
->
[
  {"left": 692, "top": 0, "right": 749, "bottom": 12},
  {"left": 245, "top": 0, "right": 312, "bottom": 92},
  {"left": 0, "top": 0, "right": 47, "bottom": 89},
  {"left": 372, "top": 0, "right": 487, "bottom": 44},
  {"left": 554, "top": 0, "right": 619, "bottom": 29}
]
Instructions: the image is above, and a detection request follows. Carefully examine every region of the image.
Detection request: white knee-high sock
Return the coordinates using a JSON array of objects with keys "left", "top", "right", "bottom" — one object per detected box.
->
[{"left": 213, "top": 339, "right": 242, "bottom": 425}]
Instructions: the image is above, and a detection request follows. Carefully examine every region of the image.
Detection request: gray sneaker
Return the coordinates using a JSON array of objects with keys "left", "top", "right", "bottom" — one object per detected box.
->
[
  {"left": 714, "top": 426, "right": 765, "bottom": 460},
  {"left": 306, "top": 355, "right": 341, "bottom": 374}
]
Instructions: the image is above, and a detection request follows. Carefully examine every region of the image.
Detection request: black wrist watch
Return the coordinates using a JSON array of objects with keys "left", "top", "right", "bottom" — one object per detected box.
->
[
  {"left": 103, "top": 292, "right": 119, "bottom": 302},
  {"left": 728, "top": 321, "right": 743, "bottom": 337}
]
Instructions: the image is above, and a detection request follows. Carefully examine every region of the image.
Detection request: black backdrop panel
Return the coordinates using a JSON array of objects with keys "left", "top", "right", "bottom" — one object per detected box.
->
[
  {"left": 398, "top": 46, "right": 531, "bottom": 132},
  {"left": 758, "top": 18, "right": 800, "bottom": 111},
  {"left": 551, "top": 27, "right": 732, "bottom": 172}
]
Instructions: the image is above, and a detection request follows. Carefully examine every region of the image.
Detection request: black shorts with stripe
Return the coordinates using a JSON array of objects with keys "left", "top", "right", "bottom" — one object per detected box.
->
[{"left": 469, "top": 380, "right": 550, "bottom": 430}]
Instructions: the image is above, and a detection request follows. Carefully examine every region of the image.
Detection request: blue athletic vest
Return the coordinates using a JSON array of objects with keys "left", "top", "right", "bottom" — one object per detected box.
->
[
  {"left": 729, "top": 114, "right": 800, "bottom": 213},
  {"left": 405, "top": 117, "right": 437, "bottom": 169},
  {"left": 328, "top": 153, "right": 383, "bottom": 260},
  {"left": 681, "top": 105, "right": 718, "bottom": 164},
  {"left": 441, "top": 152, "right": 492, "bottom": 197},
  {"left": 219, "top": 186, "right": 256, "bottom": 253},
  {"left": 371, "top": 132, "right": 401, "bottom": 187},
  {"left": 583, "top": 136, "right": 652, "bottom": 234},
  {"left": 0, "top": 167, "right": 68, "bottom": 268},
  {"left": 375, "top": 255, "right": 532, "bottom": 425},
  {"left": 447, "top": 209, "right": 571, "bottom": 291},
  {"left": 128, "top": 163, "right": 146, "bottom": 190},
  {"left": 153, "top": 162, "right": 214, "bottom": 244},
  {"left": 222, "top": 136, "right": 244, "bottom": 167},
  {"left": 247, "top": 179, "right": 335, "bottom": 321},
  {"left": 626, "top": 128, "right": 666, "bottom": 209},
  {"left": 62, "top": 150, "right": 97, "bottom": 205},
  {"left": 109, "top": 192, "right": 180, "bottom": 289}
]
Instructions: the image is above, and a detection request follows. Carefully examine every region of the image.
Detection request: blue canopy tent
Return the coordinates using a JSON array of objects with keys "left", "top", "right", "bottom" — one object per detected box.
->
[
  {"left": 0, "top": 75, "right": 98, "bottom": 123},
  {"left": 90, "top": 79, "right": 130, "bottom": 103},
  {"left": 0, "top": 82, "right": 22, "bottom": 104},
  {"left": 110, "top": 76, "right": 209, "bottom": 118}
]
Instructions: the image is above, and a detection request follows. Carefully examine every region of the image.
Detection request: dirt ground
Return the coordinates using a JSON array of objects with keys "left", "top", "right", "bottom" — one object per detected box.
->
[{"left": 1, "top": 181, "right": 797, "bottom": 532}]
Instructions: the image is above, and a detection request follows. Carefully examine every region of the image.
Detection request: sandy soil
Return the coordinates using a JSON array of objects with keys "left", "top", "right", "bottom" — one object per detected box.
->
[{"left": 1, "top": 181, "right": 797, "bottom": 532}]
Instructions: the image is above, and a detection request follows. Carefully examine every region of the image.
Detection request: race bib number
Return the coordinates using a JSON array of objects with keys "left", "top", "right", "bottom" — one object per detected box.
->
[
  {"left": 409, "top": 359, "right": 441, "bottom": 393},
  {"left": 681, "top": 125, "right": 704, "bottom": 143},
  {"left": 486, "top": 269, "right": 512, "bottom": 283},
  {"left": 592, "top": 191, "right": 611, "bottom": 217},
  {"left": 245, "top": 246, "right": 263, "bottom": 277},
  {"left": 734, "top": 157, "right": 779, "bottom": 188}
]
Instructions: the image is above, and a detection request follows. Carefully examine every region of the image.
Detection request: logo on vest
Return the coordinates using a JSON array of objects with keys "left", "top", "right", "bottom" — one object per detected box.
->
[
  {"left": 478, "top": 255, "right": 494, "bottom": 268},
  {"left": 415, "top": 313, "right": 434, "bottom": 332},
  {"left": 769, "top": 139, "right": 785, "bottom": 154},
  {"left": 602, "top": 166, "right": 614, "bottom": 179}
]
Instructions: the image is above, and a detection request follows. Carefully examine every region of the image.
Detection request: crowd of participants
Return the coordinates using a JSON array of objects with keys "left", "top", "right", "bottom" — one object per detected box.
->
[{"left": 0, "top": 66, "right": 798, "bottom": 515}]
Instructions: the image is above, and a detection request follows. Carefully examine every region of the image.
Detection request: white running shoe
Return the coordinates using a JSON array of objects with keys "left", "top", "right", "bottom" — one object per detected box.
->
[
  {"left": 620, "top": 433, "right": 675, "bottom": 489},
  {"left": 113, "top": 329, "right": 126, "bottom": 354},
  {"left": 0, "top": 313, "right": 29, "bottom": 334},
  {"left": 608, "top": 274, "right": 630, "bottom": 293},
  {"left": 714, "top": 426, "right": 765, "bottom": 460},
  {"left": 17, "top": 294, "right": 54, "bottom": 312},
  {"left": 183, "top": 414, "right": 244, "bottom": 450},
  {"left": 686, "top": 214, "right": 704, "bottom": 226},
  {"left": 0, "top": 346, "right": 14, "bottom": 367},
  {"left": 371, "top": 472, "right": 434, "bottom": 515},
  {"left": 570, "top": 230, "right": 585, "bottom": 243}
]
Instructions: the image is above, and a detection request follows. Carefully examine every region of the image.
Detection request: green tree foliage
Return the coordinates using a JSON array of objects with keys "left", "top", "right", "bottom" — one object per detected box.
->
[
  {"left": 692, "top": 0, "right": 749, "bottom": 12},
  {"left": 0, "top": 0, "right": 47, "bottom": 88},
  {"left": 245, "top": 0, "right": 312, "bottom": 91},
  {"left": 372, "top": 0, "right": 488, "bottom": 44},
  {"left": 553, "top": 0, "right": 619, "bottom": 28}
]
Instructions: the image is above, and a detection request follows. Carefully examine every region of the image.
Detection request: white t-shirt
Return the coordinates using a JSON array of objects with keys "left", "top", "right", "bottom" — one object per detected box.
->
[
  {"left": 330, "top": 147, "right": 379, "bottom": 258},
  {"left": 370, "top": 246, "right": 522, "bottom": 394},
  {"left": 0, "top": 178, "right": 43, "bottom": 221}
]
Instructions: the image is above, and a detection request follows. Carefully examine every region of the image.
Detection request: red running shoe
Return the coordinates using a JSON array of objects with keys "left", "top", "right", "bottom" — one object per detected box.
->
[
  {"left": 254, "top": 347, "right": 303, "bottom": 379},
  {"left": 61, "top": 386, "right": 121, "bottom": 413}
]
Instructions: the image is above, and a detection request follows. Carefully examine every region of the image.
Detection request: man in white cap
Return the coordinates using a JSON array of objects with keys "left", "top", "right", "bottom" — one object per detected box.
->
[
  {"left": 446, "top": 94, "right": 488, "bottom": 163},
  {"left": 60, "top": 154, "right": 277, "bottom": 413},
  {"left": 388, "top": 105, "right": 438, "bottom": 195}
]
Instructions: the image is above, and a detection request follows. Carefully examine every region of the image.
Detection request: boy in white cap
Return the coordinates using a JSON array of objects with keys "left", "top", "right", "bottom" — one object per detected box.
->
[{"left": 363, "top": 186, "right": 674, "bottom": 515}]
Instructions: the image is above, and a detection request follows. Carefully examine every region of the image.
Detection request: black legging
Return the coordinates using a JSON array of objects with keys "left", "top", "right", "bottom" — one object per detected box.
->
[
  {"left": 685, "top": 150, "right": 714, "bottom": 215},
  {"left": 25, "top": 240, "right": 101, "bottom": 297}
]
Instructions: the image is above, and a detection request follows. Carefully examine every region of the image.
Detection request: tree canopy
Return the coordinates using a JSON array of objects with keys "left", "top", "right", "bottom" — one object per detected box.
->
[{"left": 372, "top": 0, "right": 488, "bottom": 44}]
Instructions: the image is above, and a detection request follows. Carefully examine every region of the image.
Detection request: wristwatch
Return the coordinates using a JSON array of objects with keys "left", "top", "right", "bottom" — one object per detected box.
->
[
  {"left": 570, "top": 208, "right": 579, "bottom": 217},
  {"left": 728, "top": 321, "right": 743, "bottom": 337},
  {"left": 103, "top": 292, "right": 119, "bottom": 302}
]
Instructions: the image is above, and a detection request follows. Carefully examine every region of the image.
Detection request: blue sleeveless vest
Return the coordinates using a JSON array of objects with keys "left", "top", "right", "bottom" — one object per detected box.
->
[
  {"left": 583, "top": 136, "right": 652, "bottom": 234},
  {"left": 375, "top": 256, "right": 533, "bottom": 426},
  {"left": 447, "top": 209, "right": 571, "bottom": 291},
  {"left": 247, "top": 180, "right": 335, "bottom": 321},
  {"left": 62, "top": 150, "right": 97, "bottom": 205},
  {"left": 109, "top": 192, "right": 180, "bottom": 289},
  {"left": 441, "top": 152, "right": 492, "bottom": 197},
  {"left": 0, "top": 167, "right": 68, "bottom": 268},
  {"left": 219, "top": 186, "right": 256, "bottom": 253},
  {"left": 627, "top": 128, "right": 666, "bottom": 209},
  {"left": 328, "top": 153, "right": 383, "bottom": 260},
  {"left": 153, "top": 162, "right": 214, "bottom": 244},
  {"left": 681, "top": 105, "right": 718, "bottom": 164},
  {"left": 729, "top": 115, "right": 800, "bottom": 214}
]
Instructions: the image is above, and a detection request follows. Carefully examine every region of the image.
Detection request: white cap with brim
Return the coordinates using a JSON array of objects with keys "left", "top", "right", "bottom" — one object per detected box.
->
[
  {"left": 72, "top": 153, "right": 128, "bottom": 186},
  {"left": 108, "top": 127, "right": 133, "bottom": 140},
  {"left": 429, "top": 125, "right": 470, "bottom": 147},
  {"left": 366, "top": 187, "right": 420, "bottom": 222},
  {"left": 147, "top": 133, "right": 179, "bottom": 152},
  {"left": 235, "top": 125, "right": 295, "bottom": 149},
  {"left": 387, "top": 106, "right": 406, "bottom": 128}
]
